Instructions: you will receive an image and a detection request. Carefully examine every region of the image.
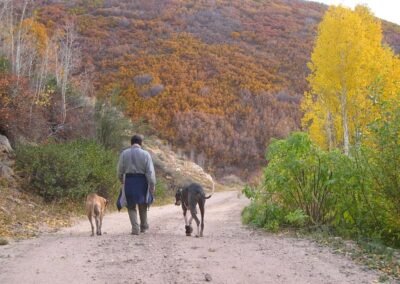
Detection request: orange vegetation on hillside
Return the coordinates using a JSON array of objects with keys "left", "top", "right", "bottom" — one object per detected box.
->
[{"left": 2, "top": 0, "right": 398, "bottom": 177}]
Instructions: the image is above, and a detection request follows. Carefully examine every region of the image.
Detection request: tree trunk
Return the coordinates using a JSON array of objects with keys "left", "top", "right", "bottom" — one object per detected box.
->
[
  {"left": 56, "top": 22, "right": 76, "bottom": 125},
  {"left": 0, "top": 1, "right": 14, "bottom": 65},
  {"left": 15, "top": 0, "right": 29, "bottom": 79},
  {"left": 326, "top": 111, "right": 333, "bottom": 151}
]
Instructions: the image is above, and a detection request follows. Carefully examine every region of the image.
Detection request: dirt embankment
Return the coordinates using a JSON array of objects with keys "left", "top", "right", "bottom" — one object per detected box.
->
[{"left": 0, "top": 191, "right": 380, "bottom": 284}]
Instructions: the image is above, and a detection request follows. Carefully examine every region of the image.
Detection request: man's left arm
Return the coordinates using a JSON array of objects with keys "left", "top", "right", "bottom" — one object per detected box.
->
[{"left": 145, "top": 153, "right": 156, "bottom": 194}]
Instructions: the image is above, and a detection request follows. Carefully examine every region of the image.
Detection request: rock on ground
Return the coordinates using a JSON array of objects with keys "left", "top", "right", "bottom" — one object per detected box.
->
[{"left": 0, "top": 135, "right": 13, "bottom": 154}]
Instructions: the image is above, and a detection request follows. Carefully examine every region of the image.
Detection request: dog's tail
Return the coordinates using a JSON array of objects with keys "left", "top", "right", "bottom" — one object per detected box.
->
[{"left": 204, "top": 173, "right": 215, "bottom": 199}]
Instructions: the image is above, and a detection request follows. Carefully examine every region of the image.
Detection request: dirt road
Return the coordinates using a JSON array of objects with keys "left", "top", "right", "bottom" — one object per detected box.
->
[{"left": 0, "top": 191, "right": 380, "bottom": 284}]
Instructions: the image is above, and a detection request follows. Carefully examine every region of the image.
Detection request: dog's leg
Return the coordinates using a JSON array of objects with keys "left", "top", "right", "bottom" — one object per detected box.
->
[
  {"left": 99, "top": 211, "right": 104, "bottom": 236},
  {"left": 183, "top": 207, "right": 188, "bottom": 225},
  {"left": 95, "top": 215, "right": 100, "bottom": 235},
  {"left": 88, "top": 213, "right": 94, "bottom": 236},
  {"left": 190, "top": 210, "right": 200, "bottom": 237},
  {"left": 183, "top": 207, "right": 193, "bottom": 236},
  {"left": 188, "top": 216, "right": 194, "bottom": 231},
  {"left": 199, "top": 200, "right": 205, "bottom": 237},
  {"left": 94, "top": 204, "right": 101, "bottom": 235}
]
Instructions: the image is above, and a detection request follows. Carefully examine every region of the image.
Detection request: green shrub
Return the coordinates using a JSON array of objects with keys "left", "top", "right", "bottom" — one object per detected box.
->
[
  {"left": 242, "top": 199, "right": 311, "bottom": 231},
  {"left": 242, "top": 125, "right": 400, "bottom": 247},
  {"left": 241, "top": 202, "right": 257, "bottom": 225},
  {"left": 242, "top": 132, "right": 378, "bottom": 235},
  {"left": 241, "top": 200, "right": 286, "bottom": 231},
  {"left": 154, "top": 179, "right": 167, "bottom": 200},
  {"left": 359, "top": 105, "right": 400, "bottom": 246},
  {"left": 331, "top": 105, "right": 400, "bottom": 246},
  {"left": 16, "top": 140, "right": 119, "bottom": 202},
  {"left": 95, "top": 100, "right": 154, "bottom": 150},
  {"left": 285, "top": 209, "right": 308, "bottom": 227},
  {"left": 242, "top": 184, "right": 257, "bottom": 200},
  {"left": 95, "top": 101, "right": 133, "bottom": 150},
  {"left": 263, "top": 132, "right": 340, "bottom": 225},
  {"left": 0, "top": 56, "right": 10, "bottom": 73}
]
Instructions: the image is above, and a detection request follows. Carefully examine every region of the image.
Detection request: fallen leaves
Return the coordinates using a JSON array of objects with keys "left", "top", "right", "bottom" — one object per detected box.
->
[{"left": 0, "top": 185, "right": 75, "bottom": 240}]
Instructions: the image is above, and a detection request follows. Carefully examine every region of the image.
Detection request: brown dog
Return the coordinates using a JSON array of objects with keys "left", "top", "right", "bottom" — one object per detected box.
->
[{"left": 86, "top": 193, "right": 108, "bottom": 236}]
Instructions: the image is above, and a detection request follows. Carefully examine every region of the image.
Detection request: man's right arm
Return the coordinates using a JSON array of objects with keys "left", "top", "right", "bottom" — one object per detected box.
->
[{"left": 117, "top": 152, "right": 125, "bottom": 183}]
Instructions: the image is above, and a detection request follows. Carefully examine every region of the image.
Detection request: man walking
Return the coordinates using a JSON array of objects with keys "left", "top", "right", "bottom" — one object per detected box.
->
[{"left": 118, "top": 135, "right": 156, "bottom": 235}]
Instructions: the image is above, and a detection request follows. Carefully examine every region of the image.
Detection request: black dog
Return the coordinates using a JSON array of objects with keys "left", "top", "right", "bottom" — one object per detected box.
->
[{"left": 175, "top": 182, "right": 214, "bottom": 237}]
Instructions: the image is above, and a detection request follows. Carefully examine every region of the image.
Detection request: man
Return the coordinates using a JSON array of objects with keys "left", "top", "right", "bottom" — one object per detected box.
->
[{"left": 117, "top": 134, "right": 156, "bottom": 235}]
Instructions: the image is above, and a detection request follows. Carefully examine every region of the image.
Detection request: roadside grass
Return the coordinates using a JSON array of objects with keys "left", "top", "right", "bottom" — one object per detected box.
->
[
  {"left": 0, "top": 182, "right": 76, "bottom": 240},
  {"left": 242, "top": 221, "right": 399, "bottom": 282}
]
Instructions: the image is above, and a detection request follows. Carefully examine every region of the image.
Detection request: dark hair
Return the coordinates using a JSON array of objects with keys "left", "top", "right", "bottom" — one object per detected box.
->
[{"left": 131, "top": 134, "right": 143, "bottom": 145}]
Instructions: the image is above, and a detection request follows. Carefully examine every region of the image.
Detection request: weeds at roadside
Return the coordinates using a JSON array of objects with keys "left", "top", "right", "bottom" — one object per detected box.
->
[{"left": 296, "top": 229, "right": 400, "bottom": 281}]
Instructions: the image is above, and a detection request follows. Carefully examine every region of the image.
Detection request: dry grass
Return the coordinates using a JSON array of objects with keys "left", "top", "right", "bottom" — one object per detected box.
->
[
  {"left": 299, "top": 230, "right": 400, "bottom": 281},
  {"left": 0, "top": 178, "right": 77, "bottom": 240}
]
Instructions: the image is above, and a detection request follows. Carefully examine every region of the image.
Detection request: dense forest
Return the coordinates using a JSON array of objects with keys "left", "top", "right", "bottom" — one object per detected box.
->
[{"left": 1, "top": 0, "right": 399, "bottom": 179}]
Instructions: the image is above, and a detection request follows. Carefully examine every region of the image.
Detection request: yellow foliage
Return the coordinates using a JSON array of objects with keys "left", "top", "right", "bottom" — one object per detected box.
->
[
  {"left": 20, "top": 18, "right": 49, "bottom": 57},
  {"left": 302, "top": 5, "right": 400, "bottom": 151}
]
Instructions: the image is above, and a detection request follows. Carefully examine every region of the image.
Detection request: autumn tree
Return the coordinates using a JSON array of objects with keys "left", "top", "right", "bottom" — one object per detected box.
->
[
  {"left": 0, "top": 2, "right": 89, "bottom": 142},
  {"left": 51, "top": 21, "right": 79, "bottom": 126},
  {"left": 302, "top": 5, "right": 398, "bottom": 154}
]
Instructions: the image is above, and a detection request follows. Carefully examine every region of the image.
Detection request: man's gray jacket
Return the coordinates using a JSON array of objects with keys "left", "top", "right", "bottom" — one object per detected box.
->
[{"left": 117, "top": 144, "right": 156, "bottom": 190}]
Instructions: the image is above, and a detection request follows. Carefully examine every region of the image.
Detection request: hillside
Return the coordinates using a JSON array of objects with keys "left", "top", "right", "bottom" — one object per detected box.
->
[{"left": 4, "top": 0, "right": 400, "bottom": 179}]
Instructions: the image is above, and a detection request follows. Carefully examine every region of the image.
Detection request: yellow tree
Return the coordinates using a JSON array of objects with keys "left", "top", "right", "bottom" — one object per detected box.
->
[{"left": 302, "top": 5, "right": 391, "bottom": 154}]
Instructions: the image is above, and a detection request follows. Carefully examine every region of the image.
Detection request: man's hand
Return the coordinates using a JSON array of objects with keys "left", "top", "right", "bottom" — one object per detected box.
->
[{"left": 150, "top": 186, "right": 155, "bottom": 195}]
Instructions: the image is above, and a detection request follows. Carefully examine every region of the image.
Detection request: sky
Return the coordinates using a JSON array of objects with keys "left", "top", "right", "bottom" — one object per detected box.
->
[{"left": 305, "top": 0, "right": 400, "bottom": 25}]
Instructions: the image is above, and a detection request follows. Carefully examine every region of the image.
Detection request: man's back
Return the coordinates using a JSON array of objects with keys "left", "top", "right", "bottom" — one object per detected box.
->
[{"left": 118, "top": 145, "right": 156, "bottom": 188}]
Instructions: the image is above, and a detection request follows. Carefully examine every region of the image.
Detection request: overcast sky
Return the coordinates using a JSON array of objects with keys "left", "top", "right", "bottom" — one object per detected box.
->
[{"left": 305, "top": 0, "right": 400, "bottom": 25}]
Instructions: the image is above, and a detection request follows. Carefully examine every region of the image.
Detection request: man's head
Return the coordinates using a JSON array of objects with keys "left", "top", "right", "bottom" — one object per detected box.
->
[{"left": 131, "top": 134, "right": 143, "bottom": 146}]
